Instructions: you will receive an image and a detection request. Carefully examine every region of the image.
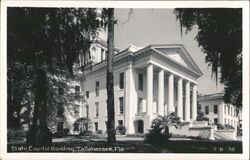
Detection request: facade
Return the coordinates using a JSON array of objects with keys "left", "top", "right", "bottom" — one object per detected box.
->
[
  {"left": 78, "top": 42, "right": 203, "bottom": 134},
  {"left": 197, "top": 93, "right": 240, "bottom": 129},
  {"left": 54, "top": 9, "right": 204, "bottom": 135}
]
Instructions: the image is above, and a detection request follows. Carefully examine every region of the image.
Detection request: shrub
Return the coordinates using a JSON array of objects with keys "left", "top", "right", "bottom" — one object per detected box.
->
[
  {"left": 216, "top": 124, "right": 225, "bottom": 130},
  {"left": 64, "top": 128, "right": 70, "bottom": 135},
  {"left": 224, "top": 124, "right": 235, "bottom": 130},
  {"left": 7, "top": 128, "right": 27, "bottom": 141},
  {"left": 74, "top": 117, "right": 92, "bottom": 131},
  {"left": 96, "top": 130, "right": 103, "bottom": 134},
  {"left": 79, "top": 130, "right": 93, "bottom": 136},
  {"left": 53, "top": 131, "right": 65, "bottom": 138},
  {"left": 216, "top": 124, "right": 235, "bottom": 130},
  {"left": 126, "top": 133, "right": 144, "bottom": 137},
  {"left": 116, "top": 125, "right": 126, "bottom": 135},
  {"left": 144, "top": 112, "right": 182, "bottom": 144}
]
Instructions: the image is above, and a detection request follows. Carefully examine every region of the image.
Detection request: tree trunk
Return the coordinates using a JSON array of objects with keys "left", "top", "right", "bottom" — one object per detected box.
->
[
  {"left": 106, "top": 8, "right": 116, "bottom": 144},
  {"left": 26, "top": 68, "right": 52, "bottom": 146}
]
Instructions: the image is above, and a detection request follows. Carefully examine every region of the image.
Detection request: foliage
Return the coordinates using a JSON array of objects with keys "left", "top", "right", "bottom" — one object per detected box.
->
[
  {"left": 174, "top": 8, "right": 242, "bottom": 108},
  {"left": 7, "top": 7, "right": 99, "bottom": 132},
  {"left": 223, "top": 124, "right": 235, "bottom": 130},
  {"left": 64, "top": 128, "right": 70, "bottom": 135},
  {"left": 145, "top": 112, "right": 182, "bottom": 144},
  {"left": 216, "top": 123, "right": 235, "bottom": 130},
  {"left": 116, "top": 125, "right": 126, "bottom": 135},
  {"left": 96, "top": 130, "right": 103, "bottom": 134},
  {"left": 7, "top": 128, "right": 27, "bottom": 142},
  {"left": 73, "top": 117, "right": 92, "bottom": 131},
  {"left": 79, "top": 130, "right": 93, "bottom": 136}
]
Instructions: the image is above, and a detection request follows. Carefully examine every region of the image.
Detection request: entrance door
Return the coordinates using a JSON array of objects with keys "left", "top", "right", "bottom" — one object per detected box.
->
[{"left": 137, "top": 120, "right": 144, "bottom": 133}]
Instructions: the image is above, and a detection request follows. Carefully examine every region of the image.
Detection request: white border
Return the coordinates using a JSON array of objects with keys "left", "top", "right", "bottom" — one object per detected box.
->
[{"left": 0, "top": 1, "right": 249, "bottom": 160}]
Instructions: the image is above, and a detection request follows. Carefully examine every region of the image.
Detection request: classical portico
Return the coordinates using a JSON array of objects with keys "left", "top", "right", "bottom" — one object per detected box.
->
[
  {"left": 128, "top": 44, "right": 203, "bottom": 134},
  {"left": 146, "top": 63, "right": 198, "bottom": 121},
  {"left": 82, "top": 43, "right": 202, "bottom": 135}
]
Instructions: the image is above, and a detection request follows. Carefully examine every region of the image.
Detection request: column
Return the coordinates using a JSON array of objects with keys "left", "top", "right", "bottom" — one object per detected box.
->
[
  {"left": 124, "top": 61, "right": 135, "bottom": 134},
  {"left": 177, "top": 78, "right": 183, "bottom": 119},
  {"left": 168, "top": 73, "right": 174, "bottom": 114},
  {"left": 146, "top": 63, "right": 153, "bottom": 117},
  {"left": 219, "top": 103, "right": 224, "bottom": 124},
  {"left": 184, "top": 81, "right": 190, "bottom": 121},
  {"left": 158, "top": 69, "right": 164, "bottom": 115},
  {"left": 191, "top": 84, "right": 197, "bottom": 121}
]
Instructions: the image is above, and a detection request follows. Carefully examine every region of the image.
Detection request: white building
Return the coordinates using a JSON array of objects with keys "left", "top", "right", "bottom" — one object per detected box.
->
[
  {"left": 197, "top": 93, "right": 239, "bottom": 129},
  {"left": 54, "top": 9, "right": 203, "bottom": 135},
  {"left": 78, "top": 41, "right": 203, "bottom": 134}
]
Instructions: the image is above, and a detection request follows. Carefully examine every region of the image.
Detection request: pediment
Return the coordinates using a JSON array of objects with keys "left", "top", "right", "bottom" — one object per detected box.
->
[{"left": 152, "top": 45, "right": 202, "bottom": 76}]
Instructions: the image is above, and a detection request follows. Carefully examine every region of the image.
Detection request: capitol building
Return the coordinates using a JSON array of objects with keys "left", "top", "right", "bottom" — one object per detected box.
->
[{"left": 72, "top": 26, "right": 203, "bottom": 134}]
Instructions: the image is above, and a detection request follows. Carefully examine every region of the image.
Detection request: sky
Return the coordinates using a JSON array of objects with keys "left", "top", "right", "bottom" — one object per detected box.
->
[{"left": 114, "top": 8, "right": 224, "bottom": 95}]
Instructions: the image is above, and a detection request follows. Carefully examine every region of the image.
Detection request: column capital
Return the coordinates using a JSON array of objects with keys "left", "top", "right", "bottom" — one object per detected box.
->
[
  {"left": 147, "top": 62, "right": 153, "bottom": 67},
  {"left": 191, "top": 82, "right": 197, "bottom": 87},
  {"left": 158, "top": 68, "right": 164, "bottom": 73},
  {"left": 177, "top": 76, "right": 182, "bottom": 81}
]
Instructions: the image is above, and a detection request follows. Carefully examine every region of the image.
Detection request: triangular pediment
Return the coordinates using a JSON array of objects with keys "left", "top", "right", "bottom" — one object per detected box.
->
[{"left": 151, "top": 44, "right": 202, "bottom": 76}]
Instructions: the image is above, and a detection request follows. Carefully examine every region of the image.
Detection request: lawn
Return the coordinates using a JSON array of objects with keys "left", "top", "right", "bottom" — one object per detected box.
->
[{"left": 7, "top": 135, "right": 242, "bottom": 153}]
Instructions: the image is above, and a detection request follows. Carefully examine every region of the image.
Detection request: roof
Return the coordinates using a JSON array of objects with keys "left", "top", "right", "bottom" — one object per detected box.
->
[
  {"left": 198, "top": 93, "right": 224, "bottom": 102},
  {"left": 83, "top": 43, "right": 203, "bottom": 78}
]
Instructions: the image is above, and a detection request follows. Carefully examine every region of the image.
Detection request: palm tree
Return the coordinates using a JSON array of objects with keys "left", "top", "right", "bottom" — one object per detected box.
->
[{"left": 145, "top": 112, "right": 182, "bottom": 144}]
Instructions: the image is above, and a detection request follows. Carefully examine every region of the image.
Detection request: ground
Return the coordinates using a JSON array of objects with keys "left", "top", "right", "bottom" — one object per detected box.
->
[{"left": 7, "top": 134, "right": 242, "bottom": 153}]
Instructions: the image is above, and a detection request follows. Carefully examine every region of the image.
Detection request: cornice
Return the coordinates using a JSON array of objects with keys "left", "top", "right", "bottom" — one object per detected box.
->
[{"left": 82, "top": 44, "right": 203, "bottom": 79}]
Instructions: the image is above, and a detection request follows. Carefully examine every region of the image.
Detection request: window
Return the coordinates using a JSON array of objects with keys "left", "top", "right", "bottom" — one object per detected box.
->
[
  {"left": 224, "top": 118, "right": 227, "bottom": 124},
  {"left": 86, "top": 91, "right": 89, "bottom": 99},
  {"left": 156, "top": 102, "right": 159, "bottom": 113},
  {"left": 57, "top": 103, "right": 64, "bottom": 117},
  {"left": 137, "top": 98, "right": 143, "bottom": 113},
  {"left": 101, "top": 49, "right": 105, "bottom": 61},
  {"left": 105, "top": 100, "right": 108, "bottom": 117},
  {"left": 95, "top": 102, "right": 99, "bottom": 117},
  {"left": 119, "top": 72, "right": 124, "bottom": 89},
  {"left": 74, "top": 123, "right": 79, "bottom": 131},
  {"left": 138, "top": 73, "right": 143, "bottom": 91},
  {"left": 228, "top": 106, "right": 230, "bottom": 115},
  {"left": 74, "top": 106, "right": 79, "bottom": 116},
  {"left": 75, "top": 85, "right": 80, "bottom": 97},
  {"left": 86, "top": 105, "right": 89, "bottom": 118},
  {"left": 214, "top": 105, "right": 218, "bottom": 114},
  {"left": 105, "top": 51, "right": 108, "bottom": 59},
  {"left": 105, "top": 121, "right": 108, "bottom": 129},
  {"left": 58, "top": 87, "right": 64, "bottom": 95},
  {"left": 214, "top": 118, "right": 218, "bottom": 125},
  {"left": 205, "top": 106, "right": 209, "bottom": 115},
  {"left": 118, "top": 120, "right": 123, "bottom": 126},
  {"left": 119, "top": 97, "right": 124, "bottom": 114},
  {"left": 94, "top": 122, "right": 98, "bottom": 131},
  {"left": 224, "top": 105, "right": 227, "bottom": 114},
  {"left": 96, "top": 81, "right": 99, "bottom": 96},
  {"left": 57, "top": 122, "right": 63, "bottom": 132}
]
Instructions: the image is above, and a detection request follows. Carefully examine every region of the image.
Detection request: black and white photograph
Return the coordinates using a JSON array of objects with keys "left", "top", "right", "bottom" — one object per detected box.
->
[{"left": 0, "top": 1, "right": 249, "bottom": 160}]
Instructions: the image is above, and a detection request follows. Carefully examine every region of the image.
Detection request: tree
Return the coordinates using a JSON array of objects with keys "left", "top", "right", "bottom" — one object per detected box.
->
[
  {"left": 145, "top": 112, "right": 182, "bottom": 144},
  {"left": 105, "top": 8, "right": 116, "bottom": 144},
  {"left": 174, "top": 8, "right": 242, "bottom": 108},
  {"left": 7, "top": 7, "right": 99, "bottom": 145}
]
